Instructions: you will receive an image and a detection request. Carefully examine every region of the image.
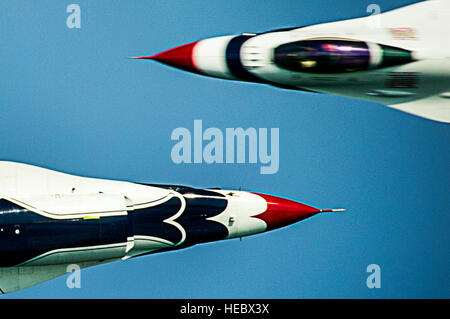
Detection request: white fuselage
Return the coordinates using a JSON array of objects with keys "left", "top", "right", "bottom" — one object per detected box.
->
[
  {"left": 147, "top": 0, "right": 450, "bottom": 122},
  {"left": 0, "top": 161, "right": 332, "bottom": 294}
]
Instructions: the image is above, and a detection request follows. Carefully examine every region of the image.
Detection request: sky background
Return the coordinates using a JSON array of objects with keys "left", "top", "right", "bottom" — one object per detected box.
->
[{"left": 0, "top": 0, "right": 448, "bottom": 298}]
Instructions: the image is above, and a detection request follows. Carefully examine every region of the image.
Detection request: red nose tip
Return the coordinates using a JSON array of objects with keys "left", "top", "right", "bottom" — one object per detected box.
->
[
  {"left": 252, "top": 193, "right": 321, "bottom": 231},
  {"left": 132, "top": 41, "right": 200, "bottom": 74}
]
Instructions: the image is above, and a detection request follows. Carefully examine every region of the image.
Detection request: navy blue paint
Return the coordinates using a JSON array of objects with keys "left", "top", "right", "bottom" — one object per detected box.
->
[
  {"left": 128, "top": 196, "right": 183, "bottom": 244},
  {"left": 178, "top": 196, "right": 229, "bottom": 245},
  {"left": 0, "top": 199, "right": 128, "bottom": 267},
  {"left": 0, "top": 186, "right": 230, "bottom": 267},
  {"left": 225, "top": 35, "right": 264, "bottom": 83}
]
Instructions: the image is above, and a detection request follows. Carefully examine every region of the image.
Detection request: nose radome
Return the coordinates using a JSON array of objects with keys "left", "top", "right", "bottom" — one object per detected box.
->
[
  {"left": 133, "top": 36, "right": 237, "bottom": 80},
  {"left": 131, "top": 41, "right": 201, "bottom": 74},
  {"left": 252, "top": 193, "right": 322, "bottom": 231}
]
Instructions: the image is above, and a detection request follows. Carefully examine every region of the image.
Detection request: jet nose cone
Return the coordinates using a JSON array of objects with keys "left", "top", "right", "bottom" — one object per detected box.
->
[
  {"left": 252, "top": 193, "right": 321, "bottom": 231},
  {"left": 132, "top": 41, "right": 200, "bottom": 74}
]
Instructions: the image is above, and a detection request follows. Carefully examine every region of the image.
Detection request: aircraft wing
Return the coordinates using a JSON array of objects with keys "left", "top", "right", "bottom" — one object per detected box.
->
[
  {"left": 387, "top": 94, "right": 450, "bottom": 123},
  {"left": 0, "top": 260, "right": 115, "bottom": 294}
]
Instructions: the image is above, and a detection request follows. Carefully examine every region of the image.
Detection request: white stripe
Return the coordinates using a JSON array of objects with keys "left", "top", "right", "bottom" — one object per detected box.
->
[
  {"left": 19, "top": 242, "right": 127, "bottom": 266},
  {"left": 367, "top": 42, "right": 383, "bottom": 68},
  {"left": 5, "top": 197, "right": 127, "bottom": 220},
  {"left": 193, "top": 36, "right": 237, "bottom": 80},
  {"left": 133, "top": 235, "right": 174, "bottom": 246},
  {"left": 164, "top": 192, "right": 187, "bottom": 246}
]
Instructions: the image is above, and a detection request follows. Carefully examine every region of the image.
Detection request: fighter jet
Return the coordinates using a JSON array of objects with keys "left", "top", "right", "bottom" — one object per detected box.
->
[
  {"left": 0, "top": 161, "right": 343, "bottom": 294},
  {"left": 133, "top": 0, "right": 450, "bottom": 123}
]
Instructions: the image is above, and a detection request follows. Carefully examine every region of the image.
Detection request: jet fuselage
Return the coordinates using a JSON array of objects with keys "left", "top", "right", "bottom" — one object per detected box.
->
[
  {"left": 137, "top": 0, "right": 450, "bottom": 122},
  {"left": 0, "top": 161, "right": 341, "bottom": 293}
]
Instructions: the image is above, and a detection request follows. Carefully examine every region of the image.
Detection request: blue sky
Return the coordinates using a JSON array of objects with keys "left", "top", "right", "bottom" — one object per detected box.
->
[{"left": 1, "top": 0, "right": 449, "bottom": 298}]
